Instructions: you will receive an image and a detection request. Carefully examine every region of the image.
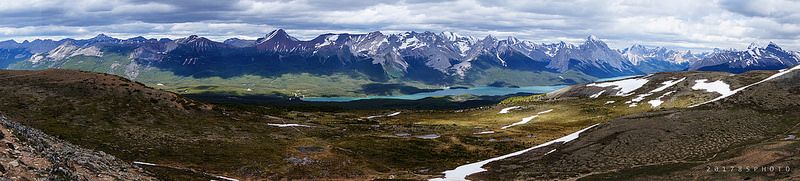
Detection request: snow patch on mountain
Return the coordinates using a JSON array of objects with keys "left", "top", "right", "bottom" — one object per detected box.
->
[
  {"left": 314, "top": 35, "right": 339, "bottom": 48},
  {"left": 650, "top": 77, "right": 686, "bottom": 93},
  {"left": 589, "top": 90, "right": 606, "bottom": 98},
  {"left": 691, "top": 79, "right": 734, "bottom": 97},
  {"left": 626, "top": 93, "right": 653, "bottom": 107},
  {"left": 268, "top": 123, "right": 311, "bottom": 128},
  {"left": 648, "top": 90, "right": 676, "bottom": 108},
  {"left": 499, "top": 106, "right": 522, "bottom": 114},
  {"left": 587, "top": 78, "right": 649, "bottom": 96},
  {"left": 501, "top": 115, "right": 536, "bottom": 129}
]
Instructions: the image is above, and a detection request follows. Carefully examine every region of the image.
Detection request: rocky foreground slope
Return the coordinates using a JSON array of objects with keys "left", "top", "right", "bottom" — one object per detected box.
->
[{"left": 0, "top": 116, "right": 155, "bottom": 180}]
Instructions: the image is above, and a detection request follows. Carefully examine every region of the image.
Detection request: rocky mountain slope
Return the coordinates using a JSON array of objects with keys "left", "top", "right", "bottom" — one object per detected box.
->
[{"left": 0, "top": 116, "right": 156, "bottom": 180}]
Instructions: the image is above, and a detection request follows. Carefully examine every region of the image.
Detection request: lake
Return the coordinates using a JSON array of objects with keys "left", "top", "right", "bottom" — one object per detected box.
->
[{"left": 303, "top": 75, "right": 642, "bottom": 102}]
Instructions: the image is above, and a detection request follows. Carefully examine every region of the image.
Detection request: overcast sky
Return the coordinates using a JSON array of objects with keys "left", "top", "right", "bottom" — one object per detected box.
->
[{"left": 1, "top": 0, "right": 799, "bottom": 51}]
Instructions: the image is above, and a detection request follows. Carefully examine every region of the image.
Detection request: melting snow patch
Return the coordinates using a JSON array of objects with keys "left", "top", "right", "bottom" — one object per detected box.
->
[
  {"left": 430, "top": 124, "right": 599, "bottom": 181},
  {"left": 544, "top": 149, "right": 557, "bottom": 155},
  {"left": 216, "top": 176, "right": 240, "bottom": 181},
  {"left": 366, "top": 111, "right": 402, "bottom": 119},
  {"left": 647, "top": 91, "right": 676, "bottom": 108},
  {"left": 691, "top": 79, "right": 734, "bottom": 97},
  {"left": 415, "top": 134, "right": 440, "bottom": 139},
  {"left": 499, "top": 106, "right": 521, "bottom": 114},
  {"left": 689, "top": 65, "right": 800, "bottom": 107},
  {"left": 605, "top": 101, "right": 616, "bottom": 104},
  {"left": 650, "top": 77, "right": 685, "bottom": 93},
  {"left": 625, "top": 93, "right": 652, "bottom": 107},
  {"left": 647, "top": 99, "right": 663, "bottom": 108},
  {"left": 501, "top": 109, "right": 555, "bottom": 129},
  {"left": 587, "top": 78, "right": 649, "bottom": 96},
  {"left": 589, "top": 90, "right": 606, "bottom": 98},
  {"left": 133, "top": 161, "right": 157, "bottom": 166},
  {"left": 501, "top": 115, "right": 537, "bottom": 129},
  {"left": 268, "top": 123, "right": 311, "bottom": 128},
  {"left": 474, "top": 131, "right": 495, "bottom": 135}
]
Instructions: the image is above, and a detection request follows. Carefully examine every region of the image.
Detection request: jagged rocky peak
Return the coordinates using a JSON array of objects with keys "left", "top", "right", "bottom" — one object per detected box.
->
[
  {"left": 504, "top": 36, "right": 521, "bottom": 44},
  {"left": 766, "top": 41, "right": 782, "bottom": 50},
  {"left": 588, "top": 34, "right": 599, "bottom": 41},
  {"left": 625, "top": 44, "right": 648, "bottom": 53},
  {"left": 440, "top": 31, "right": 463, "bottom": 41},
  {"left": 223, "top": 38, "right": 256, "bottom": 47},
  {"left": 555, "top": 41, "right": 572, "bottom": 48},
  {"left": 440, "top": 31, "right": 477, "bottom": 44},
  {"left": 174, "top": 35, "right": 229, "bottom": 51},
  {"left": 262, "top": 29, "right": 299, "bottom": 42},
  {"left": 125, "top": 36, "right": 148, "bottom": 42},
  {"left": 583, "top": 35, "right": 608, "bottom": 48},
  {"left": 176, "top": 35, "right": 201, "bottom": 43},
  {"left": 366, "top": 31, "right": 384, "bottom": 37},
  {"left": 90, "top": 33, "right": 115, "bottom": 41},
  {"left": 747, "top": 42, "right": 759, "bottom": 49}
]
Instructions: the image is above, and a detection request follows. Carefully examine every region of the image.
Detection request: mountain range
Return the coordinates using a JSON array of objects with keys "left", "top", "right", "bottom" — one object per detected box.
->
[{"left": 1, "top": 29, "right": 798, "bottom": 96}]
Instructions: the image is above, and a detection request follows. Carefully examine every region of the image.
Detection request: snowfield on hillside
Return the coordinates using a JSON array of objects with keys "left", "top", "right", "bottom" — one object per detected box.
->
[
  {"left": 499, "top": 106, "right": 521, "bottom": 114},
  {"left": 501, "top": 115, "right": 538, "bottom": 129},
  {"left": 650, "top": 77, "right": 685, "bottom": 93},
  {"left": 691, "top": 79, "right": 734, "bottom": 97},
  {"left": 587, "top": 78, "right": 649, "bottom": 96},
  {"left": 267, "top": 123, "right": 311, "bottom": 127},
  {"left": 589, "top": 90, "right": 606, "bottom": 98},
  {"left": 648, "top": 90, "right": 676, "bottom": 108},
  {"left": 501, "top": 109, "right": 554, "bottom": 129}
]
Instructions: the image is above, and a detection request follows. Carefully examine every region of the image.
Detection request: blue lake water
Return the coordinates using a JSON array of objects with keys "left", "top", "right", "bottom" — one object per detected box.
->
[
  {"left": 303, "top": 85, "right": 567, "bottom": 102},
  {"left": 303, "top": 75, "right": 642, "bottom": 102}
]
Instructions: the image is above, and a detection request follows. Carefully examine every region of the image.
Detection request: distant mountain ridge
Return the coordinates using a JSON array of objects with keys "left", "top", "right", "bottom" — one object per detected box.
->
[
  {"left": 689, "top": 42, "right": 800, "bottom": 73},
  {"left": 1, "top": 29, "right": 798, "bottom": 96},
  {"left": 621, "top": 44, "right": 703, "bottom": 73}
]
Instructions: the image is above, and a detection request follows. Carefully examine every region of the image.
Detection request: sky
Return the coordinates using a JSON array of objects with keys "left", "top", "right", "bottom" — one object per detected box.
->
[{"left": 0, "top": 0, "right": 799, "bottom": 52}]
